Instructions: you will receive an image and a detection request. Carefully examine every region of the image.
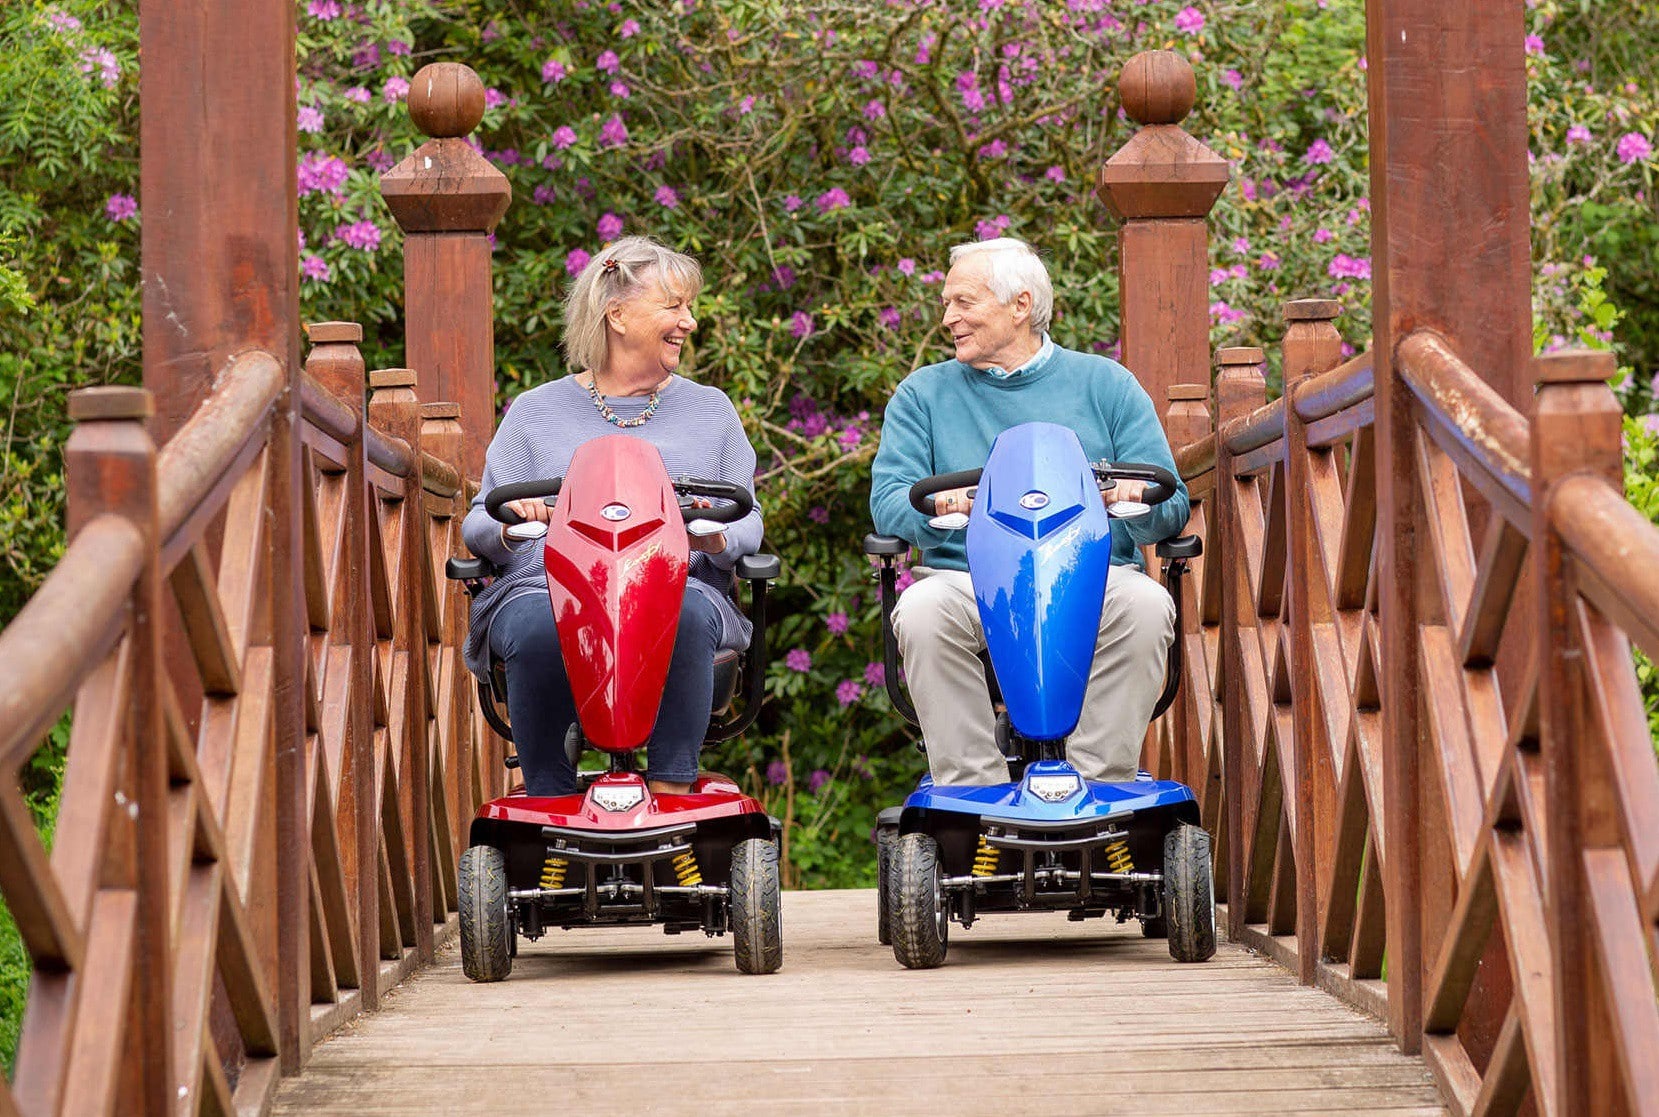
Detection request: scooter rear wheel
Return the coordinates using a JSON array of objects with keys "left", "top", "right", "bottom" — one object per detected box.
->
[
  {"left": 731, "top": 838, "right": 783, "bottom": 974},
  {"left": 875, "top": 824, "right": 897, "bottom": 946},
  {"left": 890, "top": 833, "right": 948, "bottom": 969},
  {"left": 1163, "top": 823, "right": 1216, "bottom": 963},
  {"left": 458, "top": 844, "right": 513, "bottom": 982}
]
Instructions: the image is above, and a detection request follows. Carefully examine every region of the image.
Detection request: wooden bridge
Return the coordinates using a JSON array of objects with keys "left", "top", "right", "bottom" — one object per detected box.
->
[{"left": 1, "top": 4, "right": 1656, "bottom": 1115}]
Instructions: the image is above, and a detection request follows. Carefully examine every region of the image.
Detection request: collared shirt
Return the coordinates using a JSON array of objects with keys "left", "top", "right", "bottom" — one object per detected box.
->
[{"left": 982, "top": 333, "right": 1054, "bottom": 380}]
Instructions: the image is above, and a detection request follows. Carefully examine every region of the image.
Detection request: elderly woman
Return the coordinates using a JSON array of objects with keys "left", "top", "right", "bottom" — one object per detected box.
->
[{"left": 462, "top": 236, "right": 762, "bottom": 797}]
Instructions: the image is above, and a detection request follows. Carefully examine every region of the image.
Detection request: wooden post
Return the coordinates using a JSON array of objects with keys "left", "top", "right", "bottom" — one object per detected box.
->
[
  {"left": 63, "top": 387, "right": 174, "bottom": 1114},
  {"left": 1531, "top": 350, "right": 1623, "bottom": 1116},
  {"left": 1163, "top": 384, "right": 1211, "bottom": 789},
  {"left": 1097, "top": 51, "right": 1230, "bottom": 419},
  {"left": 1213, "top": 347, "right": 1266, "bottom": 932},
  {"left": 419, "top": 402, "right": 470, "bottom": 890},
  {"left": 381, "top": 64, "right": 512, "bottom": 479},
  {"left": 1281, "top": 300, "right": 1344, "bottom": 984},
  {"left": 304, "top": 322, "right": 380, "bottom": 1011},
  {"left": 367, "top": 369, "right": 434, "bottom": 962}
]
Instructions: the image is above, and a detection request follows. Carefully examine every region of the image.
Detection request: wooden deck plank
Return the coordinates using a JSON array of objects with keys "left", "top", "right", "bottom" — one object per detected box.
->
[{"left": 275, "top": 889, "right": 1444, "bottom": 1115}]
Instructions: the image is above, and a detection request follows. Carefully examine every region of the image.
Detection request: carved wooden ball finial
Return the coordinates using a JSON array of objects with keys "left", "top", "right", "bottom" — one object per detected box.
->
[
  {"left": 408, "top": 63, "right": 486, "bottom": 138},
  {"left": 1119, "top": 51, "right": 1196, "bottom": 126}
]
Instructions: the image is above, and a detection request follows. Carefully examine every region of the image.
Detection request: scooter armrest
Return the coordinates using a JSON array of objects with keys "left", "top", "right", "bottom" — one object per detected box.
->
[
  {"left": 736, "top": 553, "right": 781, "bottom": 582},
  {"left": 446, "top": 556, "right": 500, "bottom": 582},
  {"left": 864, "top": 533, "right": 908, "bottom": 558},
  {"left": 1155, "top": 535, "right": 1203, "bottom": 561}
]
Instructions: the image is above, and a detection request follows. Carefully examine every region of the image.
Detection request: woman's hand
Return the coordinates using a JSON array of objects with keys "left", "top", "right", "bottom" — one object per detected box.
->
[
  {"left": 500, "top": 498, "right": 554, "bottom": 546},
  {"left": 685, "top": 496, "right": 728, "bottom": 554}
]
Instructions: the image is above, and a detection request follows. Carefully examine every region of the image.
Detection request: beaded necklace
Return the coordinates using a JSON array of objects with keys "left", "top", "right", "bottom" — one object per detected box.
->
[{"left": 583, "top": 371, "right": 665, "bottom": 428}]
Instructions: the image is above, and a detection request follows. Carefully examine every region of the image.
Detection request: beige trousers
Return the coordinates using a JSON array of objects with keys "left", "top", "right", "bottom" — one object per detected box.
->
[{"left": 892, "top": 566, "right": 1176, "bottom": 785}]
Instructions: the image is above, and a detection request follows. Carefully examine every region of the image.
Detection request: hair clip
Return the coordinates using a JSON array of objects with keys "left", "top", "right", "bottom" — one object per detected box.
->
[{"left": 601, "top": 258, "right": 619, "bottom": 274}]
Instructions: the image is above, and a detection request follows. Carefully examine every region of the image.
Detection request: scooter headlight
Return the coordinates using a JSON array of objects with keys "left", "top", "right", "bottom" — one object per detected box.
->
[
  {"left": 1028, "top": 774, "right": 1082, "bottom": 802},
  {"left": 591, "top": 784, "right": 645, "bottom": 812}
]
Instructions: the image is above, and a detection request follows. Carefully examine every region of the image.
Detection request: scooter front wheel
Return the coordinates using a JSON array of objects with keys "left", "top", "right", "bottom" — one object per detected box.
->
[
  {"left": 730, "top": 838, "right": 783, "bottom": 974},
  {"left": 1163, "top": 823, "right": 1216, "bottom": 963},
  {"left": 875, "top": 824, "right": 897, "bottom": 946},
  {"left": 890, "top": 833, "right": 948, "bottom": 969},
  {"left": 458, "top": 844, "right": 513, "bottom": 982}
]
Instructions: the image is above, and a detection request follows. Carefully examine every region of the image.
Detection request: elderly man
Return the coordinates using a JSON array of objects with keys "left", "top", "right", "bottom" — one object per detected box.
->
[{"left": 869, "top": 237, "right": 1189, "bottom": 785}]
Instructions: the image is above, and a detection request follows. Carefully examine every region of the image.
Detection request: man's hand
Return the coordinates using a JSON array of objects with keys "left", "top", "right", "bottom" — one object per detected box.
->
[
  {"left": 933, "top": 487, "right": 975, "bottom": 516},
  {"left": 1102, "top": 478, "right": 1148, "bottom": 507},
  {"left": 685, "top": 496, "right": 728, "bottom": 554}
]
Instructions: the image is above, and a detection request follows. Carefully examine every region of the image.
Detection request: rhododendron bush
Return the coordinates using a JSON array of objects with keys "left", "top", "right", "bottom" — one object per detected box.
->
[{"left": 0, "top": 1, "right": 1655, "bottom": 906}]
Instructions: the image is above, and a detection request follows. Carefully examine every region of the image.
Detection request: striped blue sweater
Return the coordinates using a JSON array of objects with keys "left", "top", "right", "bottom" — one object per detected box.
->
[{"left": 461, "top": 375, "right": 763, "bottom": 679}]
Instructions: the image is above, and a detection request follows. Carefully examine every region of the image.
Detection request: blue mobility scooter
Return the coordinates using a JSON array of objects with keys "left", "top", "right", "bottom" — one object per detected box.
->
[{"left": 866, "top": 421, "right": 1213, "bottom": 969}]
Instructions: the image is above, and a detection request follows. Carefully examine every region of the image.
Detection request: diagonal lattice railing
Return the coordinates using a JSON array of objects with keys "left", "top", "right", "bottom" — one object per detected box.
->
[
  {"left": 1155, "top": 298, "right": 1659, "bottom": 1116},
  {"left": 0, "top": 324, "right": 497, "bottom": 1115}
]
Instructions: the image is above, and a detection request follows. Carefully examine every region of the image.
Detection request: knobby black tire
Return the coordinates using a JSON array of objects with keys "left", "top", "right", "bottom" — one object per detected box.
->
[
  {"left": 458, "top": 844, "right": 512, "bottom": 982},
  {"left": 731, "top": 838, "right": 783, "bottom": 974},
  {"left": 875, "top": 826, "right": 896, "bottom": 946},
  {"left": 890, "top": 833, "right": 948, "bottom": 969},
  {"left": 1163, "top": 823, "right": 1216, "bottom": 963}
]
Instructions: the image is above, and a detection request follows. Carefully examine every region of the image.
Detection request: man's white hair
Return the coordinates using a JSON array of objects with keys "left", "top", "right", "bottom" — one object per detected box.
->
[{"left": 948, "top": 237, "right": 1054, "bottom": 334}]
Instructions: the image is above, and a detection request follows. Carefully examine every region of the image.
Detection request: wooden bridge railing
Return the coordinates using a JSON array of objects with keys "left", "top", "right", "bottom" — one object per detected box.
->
[
  {"left": 1153, "top": 299, "right": 1659, "bottom": 1116},
  {"left": 0, "top": 326, "right": 494, "bottom": 1114}
]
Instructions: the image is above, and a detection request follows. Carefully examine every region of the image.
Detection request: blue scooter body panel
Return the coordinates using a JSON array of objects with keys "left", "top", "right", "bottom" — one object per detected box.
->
[
  {"left": 967, "top": 423, "right": 1112, "bottom": 741},
  {"left": 902, "top": 759, "right": 1197, "bottom": 823}
]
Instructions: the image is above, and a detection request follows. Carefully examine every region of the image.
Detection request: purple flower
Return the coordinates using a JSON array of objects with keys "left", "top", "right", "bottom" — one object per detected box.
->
[
  {"left": 484, "top": 88, "right": 507, "bottom": 109},
  {"left": 565, "top": 249, "right": 591, "bottom": 276},
  {"left": 1174, "top": 6, "right": 1205, "bottom": 34},
  {"left": 306, "top": 0, "right": 341, "bottom": 18},
  {"left": 863, "top": 100, "right": 886, "bottom": 120},
  {"left": 737, "top": 95, "right": 755, "bottom": 114},
  {"left": 542, "top": 58, "right": 568, "bottom": 83},
  {"left": 896, "top": 258, "right": 916, "bottom": 276},
  {"left": 300, "top": 254, "right": 331, "bottom": 281},
  {"left": 597, "top": 212, "right": 624, "bottom": 240},
  {"left": 1327, "top": 253, "right": 1373, "bottom": 280},
  {"left": 597, "top": 50, "right": 621, "bottom": 75},
  {"left": 789, "top": 311, "right": 815, "bottom": 339},
  {"left": 297, "top": 105, "right": 324, "bottom": 133},
  {"left": 334, "top": 220, "right": 382, "bottom": 251},
  {"left": 1222, "top": 69, "right": 1244, "bottom": 91},
  {"left": 1257, "top": 253, "right": 1281, "bottom": 272},
  {"left": 977, "top": 138, "right": 1008, "bottom": 159},
  {"left": 654, "top": 185, "right": 680, "bottom": 208},
  {"left": 599, "top": 113, "right": 629, "bottom": 147},
  {"left": 773, "top": 265, "right": 796, "bottom": 290},
  {"left": 532, "top": 185, "right": 556, "bottom": 206},
  {"left": 343, "top": 86, "right": 370, "bottom": 104},
  {"left": 619, "top": 18, "right": 641, "bottom": 38},
  {"left": 864, "top": 661, "right": 886, "bottom": 687},
  {"left": 382, "top": 76, "right": 410, "bottom": 102},
  {"left": 808, "top": 769, "right": 831, "bottom": 794},
  {"left": 78, "top": 47, "right": 120, "bottom": 89},
  {"left": 1304, "top": 138, "right": 1335, "bottom": 165},
  {"left": 551, "top": 125, "right": 577, "bottom": 149},
  {"left": 766, "top": 760, "right": 789, "bottom": 786},
  {"left": 1044, "top": 165, "right": 1065, "bottom": 182},
  {"left": 1209, "top": 300, "right": 1247, "bottom": 325},
  {"left": 838, "top": 426, "right": 863, "bottom": 450},
  {"left": 918, "top": 271, "right": 944, "bottom": 285},
  {"left": 1312, "top": 227, "right": 1334, "bottom": 244},
  {"left": 894, "top": 569, "right": 915, "bottom": 592},
  {"left": 1616, "top": 132, "right": 1653, "bottom": 165},
  {"left": 808, "top": 506, "right": 830, "bottom": 524},
  {"left": 610, "top": 81, "right": 631, "bottom": 98},
  {"left": 1566, "top": 124, "right": 1592, "bottom": 145},
  {"left": 387, "top": 40, "right": 411, "bottom": 56},
  {"left": 879, "top": 306, "right": 902, "bottom": 330},
  {"left": 836, "top": 680, "right": 865, "bottom": 706},
  {"left": 353, "top": 43, "right": 380, "bottom": 69},
  {"left": 297, "top": 152, "right": 350, "bottom": 196},
  {"left": 815, "top": 187, "right": 852, "bottom": 213},
  {"left": 825, "top": 612, "right": 849, "bottom": 634},
  {"left": 105, "top": 193, "right": 138, "bottom": 222},
  {"left": 1524, "top": 34, "right": 1545, "bottom": 56},
  {"left": 785, "top": 648, "right": 812, "bottom": 673},
  {"left": 46, "top": 9, "right": 82, "bottom": 32},
  {"left": 783, "top": 194, "right": 803, "bottom": 213},
  {"left": 848, "top": 145, "right": 871, "bottom": 166}
]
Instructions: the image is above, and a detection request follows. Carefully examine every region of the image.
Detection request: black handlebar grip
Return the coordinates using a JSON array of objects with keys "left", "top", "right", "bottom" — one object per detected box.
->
[
  {"left": 484, "top": 479, "right": 564, "bottom": 524},
  {"left": 908, "top": 469, "right": 984, "bottom": 515},
  {"left": 675, "top": 479, "right": 755, "bottom": 524},
  {"left": 1093, "top": 462, "right": 1180, "bottom": 506}
]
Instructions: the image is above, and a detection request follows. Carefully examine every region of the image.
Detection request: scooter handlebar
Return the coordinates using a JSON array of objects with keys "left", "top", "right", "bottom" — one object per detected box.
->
[
  {"left": 673, "top": 478, "right": 754, "bottom": 524},
  {"left": 484, "top": 479, "right": 564, "bottom": 525},
  {"left": 909, "top": 469, "right": 984, "bottom": 515},
  {"left": 1092, "top": 461, "right": 1180, "bottom": 506}
]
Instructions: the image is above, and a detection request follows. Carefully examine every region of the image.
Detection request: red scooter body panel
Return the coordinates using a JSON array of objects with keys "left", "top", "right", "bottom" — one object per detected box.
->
[
  {"left": 543, "top": 436, "right": 688, "bottom": 752},
  {"left": 478, "top": 772, "right": 765, "bottom": 831}
]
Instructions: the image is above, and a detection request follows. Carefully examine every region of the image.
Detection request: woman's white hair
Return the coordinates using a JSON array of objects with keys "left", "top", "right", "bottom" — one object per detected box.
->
[
  {"left": 948, "top": 237, "right": 1054, "bottom": 334},
  {"left": 562, "top": 235, "right": 703, "bottom": 372}
]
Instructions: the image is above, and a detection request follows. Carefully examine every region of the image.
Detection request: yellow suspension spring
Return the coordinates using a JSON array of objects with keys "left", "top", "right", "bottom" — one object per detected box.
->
[
  {"left": 972, "top": 835, "right": 1001, "bottom": 877},
  {"left": 539, "top": 854, "right": 567, "bottom": 890},
  {"left": 671, "top": 851, "right": 703, "bottom": 887},
  {"left": 1104, "top": 838, "right": 1133, "bottom": 874}
]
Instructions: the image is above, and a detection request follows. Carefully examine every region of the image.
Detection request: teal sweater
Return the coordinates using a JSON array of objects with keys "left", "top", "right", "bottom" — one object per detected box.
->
[{"left": 869, "top": 345, "right": 1190, "bottom": 571}]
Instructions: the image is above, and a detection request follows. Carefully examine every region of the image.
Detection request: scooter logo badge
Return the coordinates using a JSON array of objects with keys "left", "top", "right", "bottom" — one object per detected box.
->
[
  {"left": 599, "top": 502, "right": 631, "bottom": 522},
  {"left": 1018, "top": 490, "right": 1050, "bottom": 510}
]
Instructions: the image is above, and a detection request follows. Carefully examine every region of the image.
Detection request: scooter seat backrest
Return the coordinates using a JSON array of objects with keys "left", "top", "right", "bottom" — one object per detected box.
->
[{"left": 711, "top": 649, "right": 741, "bottom": 716}]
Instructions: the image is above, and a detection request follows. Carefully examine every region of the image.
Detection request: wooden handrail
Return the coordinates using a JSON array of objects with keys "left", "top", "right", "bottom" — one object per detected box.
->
[
  {"left": 1550, "top": 473, "right": 1659, "bottom": 659},
  {"left": 1219, "top": 396, "right": 1286, "bottom": 457},
  {"left": 1292, "top": 351, "right": 1373, "bottom": 423},
  {"left": 1174, "top": 433, "right": 1216, "bottom": 482}
]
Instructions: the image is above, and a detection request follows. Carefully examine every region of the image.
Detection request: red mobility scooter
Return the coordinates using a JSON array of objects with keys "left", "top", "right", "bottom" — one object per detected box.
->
[{"left": 446, "top": 435, "right": 784, "bottom": 979}]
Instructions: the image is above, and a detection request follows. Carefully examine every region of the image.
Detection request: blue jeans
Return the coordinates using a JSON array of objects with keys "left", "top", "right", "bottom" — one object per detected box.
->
[{"left": 486, "top": 587, "right": 722, "bottom": 795}]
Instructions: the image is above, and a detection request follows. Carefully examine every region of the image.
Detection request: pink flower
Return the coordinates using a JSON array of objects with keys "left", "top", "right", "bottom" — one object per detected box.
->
[
  {"left": 815, "top": 187, "right": 852, "bottom": 213},
  {"left": 894, "top": 569, "right": 915, "bottom": 592},
  {"left": 78, "top": 47, "right": 120, "bottom": 89},
  {"left": 1304, "top": 138, "right": 1335, "bottom": 165},
  {"left": 1044, "top": 165, "right": 1065, "bottom": 182},
  {"left": 654, "top": 185, "right": 680, "bottom": 208},
  {"left": 46, "top": 9, "right": 82, "bottom": 32},
  {"left": 105, "top": 193, "right": 138, "bottom": 222},
  {"left": 847, "top": 145, "right": 871, "bottom": 166},
  {"left": 1566, "top": 124, "right": 1592, "bottom": 144},
  {"left": 307, "top": 0, "right": 341, "bottom": 18},
  {"left": 532, "top": 185, "right": 555, "bottom": 206},
  {"left": 296, "top": 105, "right": 324, "bottom": 133},
  {"left": 977, "top": 138, "right": 1008, "bottom": 159},
  {"left": 1312, "top": 227, "right": 1334, "bottom": 244},
  {"left": 343, "top": 86, "right": 370, "bottom": 104},
  {"left": 783, "top": 195, "right": 803, "bottom": 213},
  {"left": 300, "top": 254, "right": 331, "bottom": 281},
  {"left": 334, "top": 220, "right": 381, "bottom": 251},
  {"left": 541, "top": 58, "right": 567, "bottom": 83},
  {"left": 619, "top": 18, "right": 641, "bottom": 38},
  {"left": 484, "top": 88, "right": 507, "bottom": 109},
  {"left": 565, "top": 249, "right": 591, "bottom": 276},
  {"left": 737, "top": 95, "right": 755, "bottom": 114},
  {"left": 551, "top": 125, "right": 577, "bottom": 149},
  {"left": 825, "top": 612, "right": 849, "bottom": 635},
  {"left": 789, "top": 311, "right": 815, "bottom": 339},
  {"left": 1524, "top": 34, "right": 1545, "bottom": 56},
  {"left": 785, "top": 648, "right": 812, "bottom": 673},
  {"left": 597, "top": 212, "right": 624, "bottom": 240},
  {"left": 864, "top": 661, "right": 886, "bottom": 687},
  {"left": 387, "top": 41, "right": 411, "bottom": 56},
  {"left": 297, "top": 152, "right": 350, "bottom": 196},
  {"left": 1209, "top": 300, "right": 1247, "bottom": 325},
  {"left": 863, "top": 100, "right": 886, "bottom": 120},
  {"left": 353, "top": 43, "right": 380, "bottom": 69},
  {"left": 1222, "top": 69, "right": 1244, "bottom": 91},
  {"left": 879, "top": 307, "right": 902, "bottom": 330},
  {"left": 596, "top": 50, "right": 621, "bottom": 75},
  {"left": 1174, "top": 6, "right": 1205, "bottom": 34},
  {"left": 1327, "top": 253, "right": 1372, "bottom": 280},
  {"left": 382, "top": 76, "right": 410, "bottom": 102},
  {"left": 609, "top": 80, "right": 631, "bottom": 98},
  {"left": 835, "top": 680, "right": 864, "bottom": 706},
  {"left": 599, "top": 114, "right": 629, "bottom": 147},
  {"left": 1616, "top": 132, "right": 1653, "bottom": 165}
]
